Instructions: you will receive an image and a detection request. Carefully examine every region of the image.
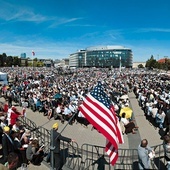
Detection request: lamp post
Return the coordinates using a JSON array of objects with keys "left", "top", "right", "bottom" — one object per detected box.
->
[
  {"left": 32, "top": 50, "right": 35, "bottom": 70},
  {"left": 119, "top": 56, "right": 121, "bottom": 72}
]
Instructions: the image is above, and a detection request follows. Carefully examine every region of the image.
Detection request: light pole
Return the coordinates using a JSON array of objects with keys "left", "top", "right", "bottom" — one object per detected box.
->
[
  {"left": 32, "top": 50, "right": 35, "bottom": 69},
  {"left": 119, "top": 56, "right": 121, "bottom": 72}
]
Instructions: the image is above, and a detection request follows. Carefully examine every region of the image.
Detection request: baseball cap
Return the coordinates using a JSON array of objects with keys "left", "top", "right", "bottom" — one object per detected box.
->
[
  {"left": 4, "top": 126, "right": 10, "bottom": 132},
  {"left": 52, "top": 123, "right": 59, "bottom": 129}
]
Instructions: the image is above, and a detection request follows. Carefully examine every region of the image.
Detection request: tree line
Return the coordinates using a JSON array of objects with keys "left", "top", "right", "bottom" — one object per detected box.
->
[
  {"left": 144, "top": 55, "right": 170, "bottom": 70},
  {"left": 0, "top": 53, "right": 169, "bottom": 69},
  {"left": 0, "top": 53, "right": 44, "bottom": 67}
]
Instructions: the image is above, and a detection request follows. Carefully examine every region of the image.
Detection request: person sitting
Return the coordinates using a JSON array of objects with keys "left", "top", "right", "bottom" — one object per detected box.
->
[
  {"left": 120, "top": 112, "right": 138, "bottom": 134},
  {"left": 54, "top": 103, "right": 65, "bottom": 123},
  {"left": 76, "top": 110, "right": 89, "bottom": 128},
  {"left": 63, "top": 104, "right": 73, "bottom": 123},
  {"left": 155, "top": 109, "right": 166, "bottom": 129},
  {"left": 20, "top": 129, "right": 31, "bottom": 147},
  {"left": 26, "top": 138, "right": 44, "bottom": 165},
  {"left": 47, "top": 108, "right": 53, "bottom": 120}
]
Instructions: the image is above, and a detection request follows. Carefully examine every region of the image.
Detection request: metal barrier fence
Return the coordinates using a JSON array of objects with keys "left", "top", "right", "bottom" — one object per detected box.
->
[
  {"left": 80, "top": 143, "right": 168, "bottom": 170},
  {"left": 19, "top": 116, "right": 168, "bottom": 170},
  {"left": 59, "top": 140, "right": 81, "bottom": 170},
  {"left": 19, "top": 116, "right": 37, "bottom": 135}
]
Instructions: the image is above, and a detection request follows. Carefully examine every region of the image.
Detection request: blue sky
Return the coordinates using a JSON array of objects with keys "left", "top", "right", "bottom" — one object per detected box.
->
[{"left": 0, "top": 0, "right": 170, "bottom": 62}]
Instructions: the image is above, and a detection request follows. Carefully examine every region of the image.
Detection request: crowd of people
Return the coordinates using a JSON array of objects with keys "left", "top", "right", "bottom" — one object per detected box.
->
[
  {"left": 0, "top": 67, "right": 170, "bottom": 134},
  {"left": 0, "top": 67, "right": 170, "bottom": 169},
  {"left": 0, "top": 103, "right": 47, "bottom": 169},
  {"left": 0, "top": 67, "right": 132, "bottom": 128}
]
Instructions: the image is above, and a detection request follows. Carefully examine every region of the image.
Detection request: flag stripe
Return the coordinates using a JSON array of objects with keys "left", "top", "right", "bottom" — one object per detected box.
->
[
  {"left": 86, "top": 95, "right": 117, "bottom": 129},
  {"left": 80, "top": 104, "right": 119, "bottom": 150},
  {"left": 81, "top": 94, "right": 123, "bottom": 144},
  {"left": 80, "top": 96, "right": 120, "bottom": 148},
  {"left": 84, "top": 96, "right": 118, "bottom": 135},
  {"left": 79, "top": 82, "right": 124, "bottom": 166},
  {"left": 105, "top": 140, "right": 118, "bottom": 165},
  {"left": 87, "top": 94, "right": 118, "bottom": 124}
]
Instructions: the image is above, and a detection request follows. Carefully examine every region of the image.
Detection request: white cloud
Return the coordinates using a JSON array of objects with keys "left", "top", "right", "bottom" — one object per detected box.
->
[
  {"left": 65, "top": 24, "right": 96, "bottom": 27},
  {"left": 0, "top": 2, "right": 49, "bottom": 23},
  {"left": 0, "top": 1, "right": 83, "bottom": 28},
  {"left": 48, "top": 17, "right": 83, "bottom": 28},
  {"left": 135, "top": 28, "right": 170, "bottom": 33}
]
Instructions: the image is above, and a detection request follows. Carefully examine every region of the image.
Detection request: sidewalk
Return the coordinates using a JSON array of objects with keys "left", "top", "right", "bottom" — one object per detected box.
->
[{"left": 128, "top": 92, "right": 162, "bottom": 148}]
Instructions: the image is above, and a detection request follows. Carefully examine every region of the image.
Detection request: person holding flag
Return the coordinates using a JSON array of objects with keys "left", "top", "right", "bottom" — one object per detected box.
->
[{"left": 79, "top": 81, "right": 124, "bottom": 166}]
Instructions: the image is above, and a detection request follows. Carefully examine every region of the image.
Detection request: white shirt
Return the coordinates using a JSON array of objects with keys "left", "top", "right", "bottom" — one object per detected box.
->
[
  {"left": 121, "top": 117, "right": 129, "bottom": 125},
  {"left": 63, "top": 107, "right": 72, "bottom": 115},
  {"left": 7, "top": 108, "right": 12, "bottom": 125},
  {"left": 78, "top": 110, "right": 85, "bottom": 118},
  {"left": 56, "top": 106, "right": 62, "bottom": 114},
  {"left": 69, "top": 104, "right": 76, "bottom": 113}
]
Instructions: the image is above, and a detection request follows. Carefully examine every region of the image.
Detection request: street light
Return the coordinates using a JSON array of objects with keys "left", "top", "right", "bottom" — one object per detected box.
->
[
  {"left": 119, "top": 56, "right": 121, "bottom": 72},
  {"left": 32, "top": 50, "right": 35, "bottom": 70}
]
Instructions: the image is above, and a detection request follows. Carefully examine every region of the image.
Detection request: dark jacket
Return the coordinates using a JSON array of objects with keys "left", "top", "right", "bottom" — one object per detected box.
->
[
  {"left": 2, "top": 133, "right": 14, "bottom": 161},
  {"left": 51, "top": 129, "right": 71, "bottom": 153}
]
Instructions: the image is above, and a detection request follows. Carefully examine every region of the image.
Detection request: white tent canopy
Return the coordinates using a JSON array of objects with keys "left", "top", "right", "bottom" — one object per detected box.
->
[{"left": 0, "top": 72, "right": 8, "bottom": 85}]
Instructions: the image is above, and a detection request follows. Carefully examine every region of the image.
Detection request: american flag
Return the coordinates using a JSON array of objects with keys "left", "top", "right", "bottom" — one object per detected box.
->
[
  {"left": 79, "top": 81, "right": 124, "bottom": 165},
  {"left": 32, "top": 50, "right": 35, "bottom": 56}
]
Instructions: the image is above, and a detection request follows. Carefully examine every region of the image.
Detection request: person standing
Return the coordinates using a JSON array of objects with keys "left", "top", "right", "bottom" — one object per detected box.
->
[
  {"left": 1, "top": 126, "right": 15, "bottom": 164},
  {"left": 6, "top": 89, "right": 12, "bottom": 109},
  {"left": 51, "top": 122, "right": 75, "bottom": 170},
  {"left": 138, "top": 139, "right": 154, "bottom": 169}
]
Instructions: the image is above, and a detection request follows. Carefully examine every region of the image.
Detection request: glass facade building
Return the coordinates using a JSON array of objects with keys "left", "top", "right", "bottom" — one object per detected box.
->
[
  {"left": 69, "top": 45, "right": 133, "bottom": 68},
  {"left": 20, "top": 53, "right": 26, "bottom": 59}
]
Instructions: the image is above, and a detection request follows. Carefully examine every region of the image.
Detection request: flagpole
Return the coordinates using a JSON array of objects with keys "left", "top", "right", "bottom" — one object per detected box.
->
[
  {"left": 32, "top": 50, "right": 33, "bottom": 70},
  {"left": 32, "top": 50, "right": 35, "bottom": 70},
  {"left": 119, "top": 56, "right": 121, "bottom": 72}
]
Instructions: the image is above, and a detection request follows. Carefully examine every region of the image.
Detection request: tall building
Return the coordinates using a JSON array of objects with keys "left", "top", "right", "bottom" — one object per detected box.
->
[
  {"left": 20, "top": 53, "right": 26, "bottom": 59},
  {"left": 69, "top": 45, "right": 133, "bottom": 68}
]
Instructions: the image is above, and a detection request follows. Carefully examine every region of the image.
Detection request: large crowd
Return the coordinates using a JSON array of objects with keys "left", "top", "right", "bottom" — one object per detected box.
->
[{"left": 0, "top": 67, "right": 170, "bottom": 169}]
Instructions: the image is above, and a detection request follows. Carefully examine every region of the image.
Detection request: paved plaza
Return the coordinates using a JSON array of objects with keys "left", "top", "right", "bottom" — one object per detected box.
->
[{"left": 0, "top": 92, "right": 163, "bottom": 169}]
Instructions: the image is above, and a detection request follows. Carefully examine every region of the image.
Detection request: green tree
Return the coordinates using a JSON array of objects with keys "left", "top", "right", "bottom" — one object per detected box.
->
[
  {"left": 145, "top": 55, "right": 158, "bottom": 69},
  {"left": 13, "top": 56, "right": 21, "bottom": 66},
  {"left": 25, "top": 59, "right": 28, "bottom": 67},
  {"left": 0, "top": 54, "right": 3, "bottom": 66},
  {"left": 37, "top": 61, "right": 44, "bottom": 67},
  {"left": 138, "top": 64, "right": 144, "bottom": 68},
  {"left": 165, "top": 58, "right": 170, "bottom": 71},
  {"left": 6, "top": 56, "right": 13, "bottom": 66},
  {"left": 2, "top": 53, "right": 7, "bottom": 66}
]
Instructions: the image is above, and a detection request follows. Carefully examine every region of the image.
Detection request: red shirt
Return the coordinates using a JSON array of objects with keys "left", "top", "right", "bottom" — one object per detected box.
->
[
  {"left": 3, "top": 104, "right": 8, "bottom": 112},
  {"left": 10, "top": 112, "right": 20, "bottom": 126}
]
